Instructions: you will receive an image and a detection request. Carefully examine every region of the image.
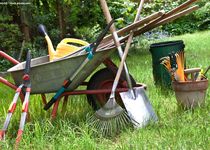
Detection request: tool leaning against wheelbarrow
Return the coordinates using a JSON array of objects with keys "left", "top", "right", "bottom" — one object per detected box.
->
[
  {"left": 88, "top": 0, "right": 158, "bottom": 136},
  {"left": 0, "top": 50, "right": 31, "bottom": 146},
  {"left": 43, "top": 20, "right": 114, "bottom": 110}
]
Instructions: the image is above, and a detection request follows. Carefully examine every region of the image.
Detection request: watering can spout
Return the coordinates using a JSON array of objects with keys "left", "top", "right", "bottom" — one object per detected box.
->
[
  {"left": 38, "top": 24, "right": 56, "bottom": 61},
  {"left": 45, "top": 35, "right": 56, "bottom": 61}
]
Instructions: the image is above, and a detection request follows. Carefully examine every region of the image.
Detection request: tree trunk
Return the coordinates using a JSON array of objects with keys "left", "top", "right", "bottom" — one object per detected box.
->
[
  {"left": 56, "top": 0, "right": 66, "bottom": 39},
  {"left": 20, "top": 7, "right": 30, "bottom": 41}
]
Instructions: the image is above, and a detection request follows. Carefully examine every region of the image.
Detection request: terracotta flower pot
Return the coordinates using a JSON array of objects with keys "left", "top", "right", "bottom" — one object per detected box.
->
[{"left": 172, "top": 79, "right": 208, "bottom": 109}]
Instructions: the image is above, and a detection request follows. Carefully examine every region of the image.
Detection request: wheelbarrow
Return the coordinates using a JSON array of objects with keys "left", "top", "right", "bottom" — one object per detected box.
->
[
  {"left": 0, "top": 41, "right": 146, "bottom": 147},
  {"left": 0, "top": 44, "right": 145, "bottom": 112}
]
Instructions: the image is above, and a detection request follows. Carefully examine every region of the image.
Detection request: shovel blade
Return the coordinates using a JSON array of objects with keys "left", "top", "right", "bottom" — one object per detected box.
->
[{"left": 120, "top": 87, "right": 158, "bottom": 128}]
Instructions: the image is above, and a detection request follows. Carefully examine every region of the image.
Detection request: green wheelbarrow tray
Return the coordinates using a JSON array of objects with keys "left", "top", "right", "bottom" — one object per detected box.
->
[{"left": 7, "top": 46, "right": 115, "bottom": 94}]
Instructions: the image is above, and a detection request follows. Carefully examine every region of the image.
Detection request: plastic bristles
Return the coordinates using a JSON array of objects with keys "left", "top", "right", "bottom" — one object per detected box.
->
[{"left": 87, "top": 111, "right": 131, "bottom": 137}]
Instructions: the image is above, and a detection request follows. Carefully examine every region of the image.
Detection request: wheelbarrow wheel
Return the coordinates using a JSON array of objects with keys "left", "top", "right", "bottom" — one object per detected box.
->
[{"left": 87, "top": 68, "right": 136, "bottom": 111}]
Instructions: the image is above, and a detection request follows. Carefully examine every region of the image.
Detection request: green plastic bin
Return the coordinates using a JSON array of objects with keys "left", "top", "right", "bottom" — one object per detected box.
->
[{"left": 149, "top": 40, "right": 185, "bottom": 87}]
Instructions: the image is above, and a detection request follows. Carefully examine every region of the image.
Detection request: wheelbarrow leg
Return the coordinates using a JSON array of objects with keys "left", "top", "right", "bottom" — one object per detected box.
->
[
  {"left": 103, "top": 58, "right": 118, "bottom": 73},
  {"left": 61, "top": 96, "right": 68, "bottom": 115},
  {"left": 51, "top": 97, "right": 61, "bottom": 119},
  {"left": 41, "top": 94, "right": 47, "bottom": 105}
]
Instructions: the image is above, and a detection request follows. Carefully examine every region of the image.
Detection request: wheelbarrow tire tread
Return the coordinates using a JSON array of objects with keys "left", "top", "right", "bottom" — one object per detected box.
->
[{"left": 87, "top": 68, "right": 136, "bottom": 111}]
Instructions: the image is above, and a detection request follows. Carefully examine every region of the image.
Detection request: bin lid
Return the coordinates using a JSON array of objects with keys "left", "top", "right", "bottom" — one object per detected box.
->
[{"left": 150, "top": 40, "right": 184, "bottom": 49}]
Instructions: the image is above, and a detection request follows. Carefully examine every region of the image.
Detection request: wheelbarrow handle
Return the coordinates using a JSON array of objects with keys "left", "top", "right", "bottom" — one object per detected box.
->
[{"left": 0, "top": 51, "right": 20, "bottom": 65}]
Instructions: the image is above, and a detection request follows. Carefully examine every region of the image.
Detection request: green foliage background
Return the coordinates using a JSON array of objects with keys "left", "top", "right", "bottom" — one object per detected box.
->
[{"left": 0, "top": 0, "right": 209, "bottom": 70}]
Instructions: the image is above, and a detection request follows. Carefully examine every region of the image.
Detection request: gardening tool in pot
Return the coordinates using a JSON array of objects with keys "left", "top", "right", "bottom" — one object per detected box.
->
[
  {"left": 0, "top": 50, "right": 31, "bottom": 146},
  {"left": 195, "top": 65, "right": 210, "bottom": 80},
  {"left": 203, "top": 66, "right": 210, "bottom": 77},
  {"left": 43, "top": 20, "right": 114, "bottom": 110},
  {"left": 169, "top": 52, "right": 178, "bottom": 81}
]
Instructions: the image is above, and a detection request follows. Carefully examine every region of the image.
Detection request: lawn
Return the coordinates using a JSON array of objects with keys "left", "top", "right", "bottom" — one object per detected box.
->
[{"left": 0, "top": 30, "right": 209, "bottom": 149}]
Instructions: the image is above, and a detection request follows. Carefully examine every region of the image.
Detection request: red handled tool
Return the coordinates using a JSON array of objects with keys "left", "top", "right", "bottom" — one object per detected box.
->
[{"left": 0, "top": 50, "right": 31, "bottom": 147}]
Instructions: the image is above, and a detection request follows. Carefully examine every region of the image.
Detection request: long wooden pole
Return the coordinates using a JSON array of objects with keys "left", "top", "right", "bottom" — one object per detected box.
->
[
  {"left": 123, "top": 0, "right": 144, "bottom": 58},
  {"left": 100, "top": 11, "right": 164, "bottom": 46},
  {"left": 99, "top": 0, "right": 198, "bottom": 49},
  {"left": 132, "top": 5, "right": 199, "bottom": 39},
  {"left": 99, "top": 0, "right": 135, "bottom": 98}
]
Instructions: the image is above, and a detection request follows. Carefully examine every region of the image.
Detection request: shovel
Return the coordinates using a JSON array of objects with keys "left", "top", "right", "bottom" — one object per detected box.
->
[
  {"left": 99, "top": 0, "right": 157, "bottom": 128},
  {"left": 119, "top": 0, "right": 158, "bottom": 127}
]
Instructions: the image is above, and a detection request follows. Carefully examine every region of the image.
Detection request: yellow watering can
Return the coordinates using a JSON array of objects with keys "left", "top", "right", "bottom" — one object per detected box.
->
[{"left": 39, "top": 25, "right": 89, "bottom": 61}]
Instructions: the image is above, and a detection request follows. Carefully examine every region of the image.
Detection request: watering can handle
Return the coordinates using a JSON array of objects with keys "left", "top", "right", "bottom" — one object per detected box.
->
[{"left": 38, "top": 24, "right": 47, "bottom": 36}]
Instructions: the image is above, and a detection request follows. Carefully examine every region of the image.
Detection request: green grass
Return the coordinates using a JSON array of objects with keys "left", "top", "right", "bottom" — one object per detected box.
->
[{"left": 0, "top": 30, "right": 209, "bottom": 149}]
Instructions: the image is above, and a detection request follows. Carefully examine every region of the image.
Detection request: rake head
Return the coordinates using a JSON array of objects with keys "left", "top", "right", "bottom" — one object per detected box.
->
[{"left": 87, "top": 98, "right": 132, "bottom": 136}]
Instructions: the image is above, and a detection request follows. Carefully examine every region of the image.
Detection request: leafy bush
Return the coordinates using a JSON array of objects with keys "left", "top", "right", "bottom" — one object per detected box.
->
[
  {"left": 0, "top": 15, "right": 22, "bottom": 71},
  {"left": 74, "top": 24, "right": 101, "bottom": 42},
  {"left": 194, "top": 2, "right": 210, "bottom": 30},
  {"left": 0, "top": 0, "right": 209, "bottom": 72},
  {"left": 109, "top": 0, "right": 137, "bottom": 28},
  {"left": 0, "top": 15, "right": 22, "bottom": 55},
  {"left": 162, "top": 0, "right": 210, "bottom": 35}
]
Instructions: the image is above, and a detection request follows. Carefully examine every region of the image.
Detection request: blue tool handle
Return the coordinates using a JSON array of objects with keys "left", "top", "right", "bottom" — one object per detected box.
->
[
  {"left": 38, "top": 24, "right": 47, "bottom": 36},
  {"left": 44, "top": 87, "right": 65, "bottom": 110},
  {"left": 44, "top": 79, "right": 72, "bottom": 110}
]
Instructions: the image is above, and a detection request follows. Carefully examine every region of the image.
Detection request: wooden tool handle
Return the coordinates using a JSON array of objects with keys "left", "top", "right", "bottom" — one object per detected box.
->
[
  {"left": 165, "top": 0, "right": 198, "bottom": 18},
  {"left": 100, "top": 0, "right": 131, "bottom": 94},
  {"left": 99, "top": 11, "right": 164, "bottom": 47},
  {"left": 124, "top": 0, "right": 144, "bottom": 60},
  {"left": 100, "top": 0, "right": 120, "bottom": 48},
  {"left": 123, "top": 5, "right": 199, "bottom": 42}
]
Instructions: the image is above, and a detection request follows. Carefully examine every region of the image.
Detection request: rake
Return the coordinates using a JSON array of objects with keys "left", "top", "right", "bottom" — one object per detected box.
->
[{"left": 87, "top": 0, "right": 146, "bottom": 136}]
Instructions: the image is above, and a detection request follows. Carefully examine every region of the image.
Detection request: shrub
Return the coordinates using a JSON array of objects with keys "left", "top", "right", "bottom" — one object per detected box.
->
[
  {"left": 0, "top": 15, "right": 22, "bottom": 71},
  {"left": 194, "top": 2, "right": 210, "bottom": 30}
]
